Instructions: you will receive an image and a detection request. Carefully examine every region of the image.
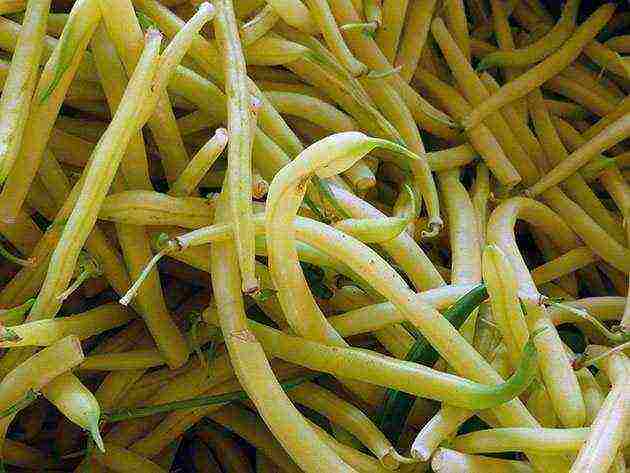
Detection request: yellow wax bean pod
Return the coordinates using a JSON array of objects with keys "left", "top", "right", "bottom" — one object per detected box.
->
[
  {"left": 136, "top": 0, "right": 305, "bottom": 160},
  {"left": 439, "top": 169, "right": 481, "bottom": 285},
  {"left": 99, "top": 0, "right": 193, "bottom": 185},
  {"left": 257, "top": 80, "right": 333, "bottom": 102},
  {"left": 449, "top": 427, "right": 627, "bottom": 454},
  {"left": 571, "top": 347, "right": 630, "bottom": 473},
  {"left": 247, "top": 313, "right": 542, "bottom": 410},
  {"left": 531, "top": 248, "right": 598, "bottom": 286},
  {"left": 0, "top": 0, "right": 102, "bottom": 223},
  {"left": 42, "top": 372, "right": 104, "bottom": 451},
  {"left": 488, "top": 198, "right": 587, "bottom": 428},
  {"left": 27, "top": 30, "right": 160, "bottom": 324},
  {"left": 244, "top": 33, "right": 310, "bottom": 66},
  {"left": 479, "top": 73, "right": 547, "bottom": 174},
  {"left": 544, "top": 99, "right": 590, "bottom": 120},
  {"left": 214, "top": 0, "right": 257, "bottom": 294},
  {"left": 394, "top": 0, "right": 437, "bottom": 82},
  {"left": 309, "top": 0, "right": 458, "bottom": 138},
  {"left": 0, "top": 335, "right": 84, "bottom": 411},
  {"left": 266, "top": 0, "right": 317, "bottom": 33},
  {"left": 543, "top": 74, "right": 617, "bottom": 118},
  {"left": 79, "top": 350, "right": 166, "bottom": 371},
  {"left": 357, "top": 78, "right": 442, "bottom": 235},
  {"left": 304, "top": 0, "right": 367, "bottom": 76},
  {"left": 432, "top": 18, "right": 538, "bottom": 185},
  {"left": 169, "top": 128, "right": 229, "bottom": 197},
  {"left": 531, "top": 115, "right": 630, "bottom": 222},
  {"left": 426, "top": 144, "right": 477, "bottom": 172},
  {"left": 583, "top": 39, "right": 629, "bottom": 79},
  {"left": 240, "top": 4, "right": 280, "bottom": 46},
  {"left": 431, "top": 448, "right": 534, "bottom": 473},
  {"left": 343, "top": 161, "right": 377, "bottom": 192},
  {"left": 0, "top": 336, "right": 84, "bottom": 457},
  {"left": 0, "top": 16, "right": 98, "bottom": 81},
  {"left": 526, "top": 384, "right": 559, "bottom": 427},
  {"left": 333, "top": 215, "right": 412, "bottom": 243},
  {"left": 209, "top": 191, "right": 356, "bottom": 472},
  {"left": 414, "top": 70, "right": 521, "bottom": 187},
  {"left": 0, "top": 303, "right": 134, "bottom": 348},
  {"left": 528, "top": 91, "right": 625, "bottom": 246},
  {"left": 410, "top": 405, "right": 474, "bottom": 461},
  {"left": 541, "top": 188, "right": 630, "bottom": 275},
  {"left": 99, "top": 191, "right": 215, "bottom": 228},
  {"left": 443, "top": 0, "right": 470, "bottom": 60},
  {"left": 306, "top": 419, "right": 390, "bottom": 472},
  {"left": 471, "top": 163, "right": 490, "bottom": 247},
  {"left": 483, "top": 245, "right": 530, "bottom": 370},
  {"left": 264, "top": 91, "right": 358, "bottom": 133},
  {"left": 0, "top": 0, "right": 52, "bottom": 184},
  {"left": 375, "top": 0, "right": 410, "bottom": 63}
]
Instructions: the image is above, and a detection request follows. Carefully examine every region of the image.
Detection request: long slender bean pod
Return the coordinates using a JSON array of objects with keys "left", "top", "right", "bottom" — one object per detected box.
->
[
  {"left": 29, "top": 31, "right": 160, "bottom": 323},
  {"left": 394, "top": 0, "right": 437, "bottom": 82},
  {"left": 528, "top": 91, "right": 625, "bottom": 245},
  {"left": 431, "top": 448, "right": 534, "bottom": 473},
  {"left": 240, "top": 4, "right": 280, "bottom": 46},
  {"left": 288, "top": 382, "right": 414, "bottom": 468},
  {"left": 0, "top": 336, "right": 84, "bottom": 455},
  {"left": 214, "top": 0, "right": 257, "bottom": 293},
  {"left": 487, "top": 197, "right": 586, "bottom": 427},
  {"left": 531, "top": 248, "right": 598, "bottom": 286},
  {"left": 209, "top": 191, "right": 356, "bottom": 472},
  {"left": 375, "top": 0, "right": 409, "bottom": 63},
  {"left": 169, "top": 128, "right": 228, "bottom": 197},
  {"left": 0, "top": 0, "right": 52, "bottom": 183},
  {"left": 450, "top": 426, "right": 623, "bottom": 454},
  {"left": 0, "top": 303, "right": 133, "bottom": 348},
  {"left": 245, "top": 316, "right": 543, "bottom": 411},
  {"left": 41, "top": 372, "right": 104, "bottom": 451},
  {"left": 570, "top": 348, "right": 629, "bottom": 473},
  {"left": 0, "top": 0, "right": 101, "bottom": 223},
  {"left": 483, "top": 245, "right": 530, "bottom": 370}
]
